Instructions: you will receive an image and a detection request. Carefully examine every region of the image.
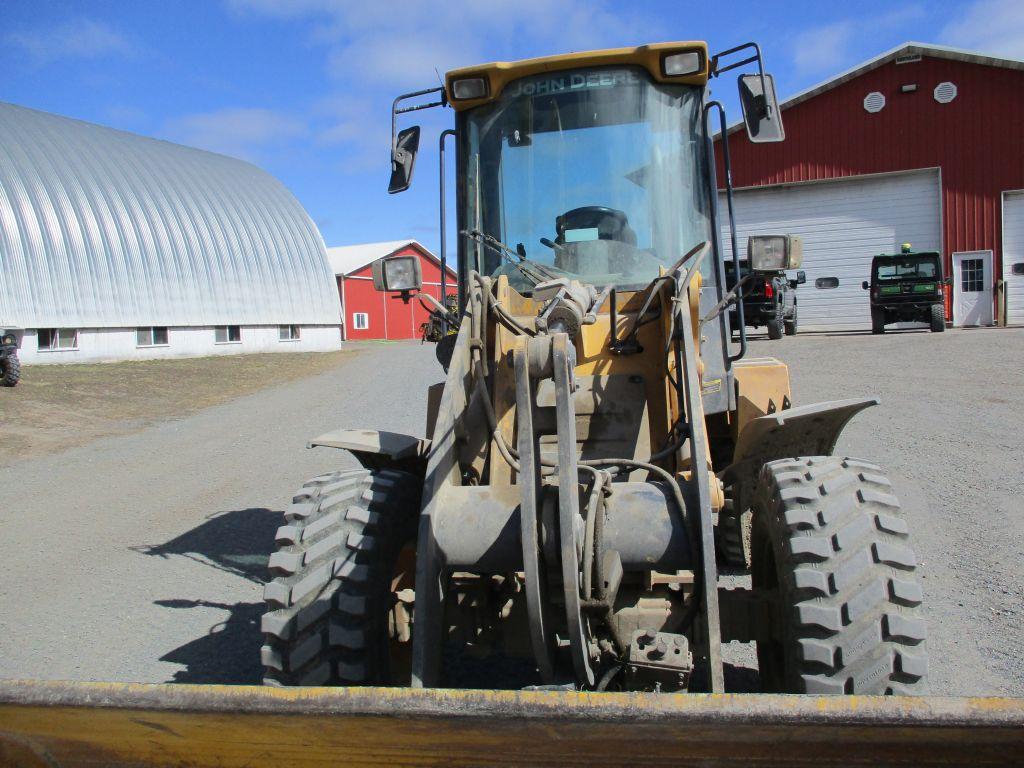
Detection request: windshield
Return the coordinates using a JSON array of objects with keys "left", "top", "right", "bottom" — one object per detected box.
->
[
  {"left": 875, "top": 256, "right": 939, "bottom": 281},
  {"left": 461, "top": 66, "right": 711, "bottom": 292}
]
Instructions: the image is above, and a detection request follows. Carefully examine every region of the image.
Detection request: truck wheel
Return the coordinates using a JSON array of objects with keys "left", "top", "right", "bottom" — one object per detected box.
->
[
  {"left": 784, "top": 305, "right": 798, "bottom": 336},
  {"left": 929, "top": 304, "right": 945, "bottom": 333},
  {"left": 871, "top": 307, "right": 886, "bottom": 335},
  {"left": 1, "top": 354, "right": 20, "bottom": 387},
  {"left": 767, "top": 305, "right": 784, "bottom": 340},
  {"left": 750, "top": 457, "right": 928, "bottom": 695},
  {"left": 262, "top": 467, "right": 420, "bottom": 686}
]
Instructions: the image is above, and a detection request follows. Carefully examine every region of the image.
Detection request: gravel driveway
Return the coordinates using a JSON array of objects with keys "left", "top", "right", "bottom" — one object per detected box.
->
[{"left": 0, "top": 330, "right": 1020, "bottom": 695}]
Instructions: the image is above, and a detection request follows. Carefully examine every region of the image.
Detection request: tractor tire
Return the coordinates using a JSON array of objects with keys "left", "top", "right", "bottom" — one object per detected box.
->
[
  {"left": 1, "top": 354, "right": 20, "bottom": 387},
  {"left": 261, "top": 467, "right": 420, "bottom": 686},
  {"left": 716, "top": 492, "right": 751, "bottom": 570},
  {"left": 784, "top": 304, "right": 798, "bottom": 336},
  {"left": 871, "top": 307, "right": 886, "bottom": 335},
  {"left": 767, "top": 305, "right": 784, "bottom": 340},
  {"left": 930, "top": 303, "right": 945, "bottom": 333},
  {"left": 750, "top": 456, "right": 928, "bottom": 695}
]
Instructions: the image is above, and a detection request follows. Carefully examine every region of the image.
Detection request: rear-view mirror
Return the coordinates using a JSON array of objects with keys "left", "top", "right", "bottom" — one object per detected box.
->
[
  {"left": 388, "top": 125, "right": 421, "bottom": 194},
  {"left": 739, "top": 73, "right": 785, "bottom": 143},
  {"left": 862, "top": 281, "right": 870, "bottom": 290},
  {"left": 796, "top": 270, "right": 807, "bottom": 285}
]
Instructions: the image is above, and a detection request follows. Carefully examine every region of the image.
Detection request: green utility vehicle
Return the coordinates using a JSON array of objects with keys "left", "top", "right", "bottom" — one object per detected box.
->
[
  {"left": 862, "top": 245, "right": 947, "bottom": 334},
  {"left": 0, "top": 327, "right": 23, "bottom": 387}
]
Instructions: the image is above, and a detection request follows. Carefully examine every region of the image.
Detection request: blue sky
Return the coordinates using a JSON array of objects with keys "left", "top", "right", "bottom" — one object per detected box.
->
[{"left": 2, "top": 0, "right": 1021, "bottom": 254}]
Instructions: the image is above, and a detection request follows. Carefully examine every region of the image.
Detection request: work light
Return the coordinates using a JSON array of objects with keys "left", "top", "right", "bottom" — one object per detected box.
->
[
  {"left": 748, "top": 235, "right": 803, "bottom": 271},
  {"left": 451, "top": 77, "right": 488, "bottom": 100},
  {"left": 662, "top": 51, "right": 703, "bottom": 77},
  {"left": 372, "top": 255, "right": 423, "bottom": 293}
]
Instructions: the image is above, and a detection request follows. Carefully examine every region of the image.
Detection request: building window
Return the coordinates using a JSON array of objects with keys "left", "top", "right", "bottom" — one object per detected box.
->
[
  {"left": 215, "top": 325, "right": 241, "bottom": 344},
  {"left": 352, "top": 312, "right": 369, "bottom": 330},
  {"left": 960, "top": 258, "right": 984, "bottom": 293},
  {"left": 137, "top": 327, "right": 169, "bottom": 347},
  {"left": 279, "top": 325, "right": 301, "bottom": 341},
  {"left": 37, "top": 328, "right": 78, "bottom": 351}
]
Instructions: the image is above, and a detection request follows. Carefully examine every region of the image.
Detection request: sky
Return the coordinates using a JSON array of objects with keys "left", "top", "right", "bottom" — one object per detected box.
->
[{"left": 2, "top": 0, "right": 1022, "bottom": 254}]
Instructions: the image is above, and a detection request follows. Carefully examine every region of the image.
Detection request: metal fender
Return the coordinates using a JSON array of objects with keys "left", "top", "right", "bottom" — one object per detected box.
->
[{"left": 308, "top": 428, "right": 430, "bottom": 474}]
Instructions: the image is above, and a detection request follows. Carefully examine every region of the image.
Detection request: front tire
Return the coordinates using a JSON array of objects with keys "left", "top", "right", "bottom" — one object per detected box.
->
[
  {"left": 767, "top": 304, "right": 784, "bottom": 340},
  {"left": 1, "top": 354, "right": 20, "bottom": 387},
  {"left": 261, "top": 468, "right": 420, "bottom": 686},
  {"left": 751, "top": 457, "right": 928, "bottom": 695},
  {"left": 930, "top": 303, "right": 945, "bottom": 333}
]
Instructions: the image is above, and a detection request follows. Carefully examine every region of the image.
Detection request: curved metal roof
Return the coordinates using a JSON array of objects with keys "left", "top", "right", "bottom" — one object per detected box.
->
[{"left": 0, "top": 101, "right": 340, "bottom": 327}]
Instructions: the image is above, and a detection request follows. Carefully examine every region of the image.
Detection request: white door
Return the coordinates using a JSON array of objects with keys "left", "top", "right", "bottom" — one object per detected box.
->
[
  {"left": 952, "top": 251, "right": 993, "bottom": 326},
  {"left": 1003, "top": 191, "right": 1024, "bottom": 325},
  {"left": 721, "top": 170, "right": 942, "bottom": 330}
]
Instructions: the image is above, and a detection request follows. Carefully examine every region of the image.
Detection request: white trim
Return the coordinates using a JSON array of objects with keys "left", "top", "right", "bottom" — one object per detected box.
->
[{"left": 728, "top": 166, "right": 941, "bottom": 194}]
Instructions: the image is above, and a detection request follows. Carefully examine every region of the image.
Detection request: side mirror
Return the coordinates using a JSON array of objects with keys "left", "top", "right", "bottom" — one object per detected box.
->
[
  {"left": 738, "top": 73, "right": 785, "bottom": 143},
  {"left": 388, "top": 125, "right": 421, "bottom": 194},
  {"left": 372, "top": 255, "right": 422, "bottom": 293},
  {"left": 862, "top": 281, "right": 870, "bottom": 290},
  {"left": 796, "top": 270, "right": 806, "bottom": 285}
]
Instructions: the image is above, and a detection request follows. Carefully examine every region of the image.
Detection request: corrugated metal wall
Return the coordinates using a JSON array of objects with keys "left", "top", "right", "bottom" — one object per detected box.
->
[
  {"left": 716, "top": 56, "right": 1024, "bottom": 293},
  {"left": 0, "top": 102, "right": 341, "bottom": 327}
]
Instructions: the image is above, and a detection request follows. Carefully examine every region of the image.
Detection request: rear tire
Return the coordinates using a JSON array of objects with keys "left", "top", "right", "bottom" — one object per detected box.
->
[
  {"left": 716, "top": 491, "right": 750, "bottom": 569},
  {"left": 751, "top": 456, "right": 928, "bottom": 695},
  {"left": 1, "top": 354, "right": 20, "bottom": 387},
  {"left": 767, "top": 304, "right": 783, "bottom": 340},
  {"left": 261, "top": 467, "right": 420, "bottom": 686},
  {"left": 930, "top": 303, "right": 945, "bottom": 333},
  {"left": 784, "top": 304, "right": 798, "bottom": 336},
  {"left": 871, "top": 307, "right": 886, "bottom": 335}
]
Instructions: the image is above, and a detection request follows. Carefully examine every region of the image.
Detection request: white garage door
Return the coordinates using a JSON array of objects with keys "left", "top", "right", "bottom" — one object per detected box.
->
[
  {"left": 1003, "top": 191, "right": 1024, "bottom": 326},
  {"left": 720, "top": 170, "right": 942, "bottom": 330}
]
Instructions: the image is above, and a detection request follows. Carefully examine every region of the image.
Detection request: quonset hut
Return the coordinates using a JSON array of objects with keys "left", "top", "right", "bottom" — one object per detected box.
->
[{"left": 0, "top": 102, "right": 341, "bottom": 363}]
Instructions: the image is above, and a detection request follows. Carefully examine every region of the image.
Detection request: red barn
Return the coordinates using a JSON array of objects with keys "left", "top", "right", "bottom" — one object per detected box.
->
[
  {"left": 715, "top": 42, "right": 1024, "bottom": 329},
  {"left": 326, "top": 240, "right": 456, "bottom": 341}
]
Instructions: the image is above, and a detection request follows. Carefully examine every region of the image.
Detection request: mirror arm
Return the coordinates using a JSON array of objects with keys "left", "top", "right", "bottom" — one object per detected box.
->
[
  {"left": 391, "top": 86, "right": 446, "bottom": 163},
  {"left": 711, "top": 42, "right": 770, "bottom": 118}
]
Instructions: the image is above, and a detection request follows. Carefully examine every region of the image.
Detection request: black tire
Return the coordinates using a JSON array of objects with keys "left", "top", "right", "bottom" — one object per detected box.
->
[
  {"left": 930, "top": 303, "right": 945, "bottom": 333},
  {"left": 1, "top": 354, "right": 20, "bottom": 387},
  {"left": 871, "top": 307, "right": 886, "bottom": 335},
  {"left": 766, "top": 304, "right": 783, "bottom": 340},
  {"left": 784, "top": 304, "right": 798, "bottom": 336},
  {"left": 261, "top": 467, "right": 420, "bottom": 686},
  {"left": 751, "top": 457, "right": 928, "bottom": 695},
  {"left": 716, "top": 491, "right": 750, "bottom": 570}
]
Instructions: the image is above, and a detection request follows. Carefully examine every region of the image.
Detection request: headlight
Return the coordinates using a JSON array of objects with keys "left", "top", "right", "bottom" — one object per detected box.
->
[
  {"left": 2, "top": 334, "right": 14, "bottom": 345},
  {"left": 662, "top": 50, "right": 703, "bottom": 77},
  {"left": 451, "top": 77, "right": 488, "bottom": 100}
]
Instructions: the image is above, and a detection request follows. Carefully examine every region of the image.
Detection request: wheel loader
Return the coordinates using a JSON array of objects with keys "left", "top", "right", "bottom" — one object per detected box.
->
[{"left": 1, "top": 41, "right": 1022, "bottom": 768}]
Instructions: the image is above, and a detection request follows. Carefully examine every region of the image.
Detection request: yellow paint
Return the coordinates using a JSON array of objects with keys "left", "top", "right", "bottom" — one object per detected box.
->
[
  {"left": 445, "top": 42, "right": 710, "bottom": 111},
  {"left": 732, "top": 358, "right": 792, "bottom": 439}
]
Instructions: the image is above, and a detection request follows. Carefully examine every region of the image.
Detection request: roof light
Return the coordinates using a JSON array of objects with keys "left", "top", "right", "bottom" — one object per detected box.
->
[
  {"left": 662, "top": 51, "right": 703, "bottom": 77},
  {"left": 451, "top": 77, "right": 488, "bottom": 100}
]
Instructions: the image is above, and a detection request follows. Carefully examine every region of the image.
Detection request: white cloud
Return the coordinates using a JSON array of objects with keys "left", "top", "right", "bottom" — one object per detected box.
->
[
  {"left": 6, "top": 19, "right": 135, "bottom": 64},
  {"left": 164, "top": 108, "right": 307, "bottom": 161},
  {"left": 940, "top": 0, "right": 1024, "bottom": 57}
]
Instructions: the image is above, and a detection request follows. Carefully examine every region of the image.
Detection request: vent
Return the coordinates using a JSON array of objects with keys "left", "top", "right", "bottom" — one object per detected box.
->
[
  {"left": 934, "top": 81, "right": 957, "bottom": 103},
  {"left": 1013, "top": 263, "right": 1024, "bottom": 276},
  {"left": 896, "top": 53, "right": 922, "bottom": 65},
  {"left": 863, "top": 91, "right": 886, "bottom": 113},
  {"left": 816, "top": 277, "right": 840, "bottom": 289}
]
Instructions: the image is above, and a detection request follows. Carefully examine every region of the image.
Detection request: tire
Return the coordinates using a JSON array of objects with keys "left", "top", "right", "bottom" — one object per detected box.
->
[
  {"left": 716, "top": 491, "right": 750, "bottom": 569},
  {"left": 930, "top": 304, "right": 945, "bottom": 333},
  {"left": 750, "top": 457, "right": 928, "bottom": 695},
  {"left": 1, "top": 354, "right": 20, "bottom": 387},
  {"left": 871, "top": 307, "right": 886, "bottom": 335},
  {"left": 784, "top": 304, "right": 798, "bottom": 336},
  {"left": 766, "top": 304, "right": 783, "bottom": 340},
  {"left": 261, "top": 467, "right": 421, "bottom": 686}
]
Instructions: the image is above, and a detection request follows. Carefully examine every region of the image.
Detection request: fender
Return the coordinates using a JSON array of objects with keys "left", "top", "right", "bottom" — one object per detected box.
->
[
  {"left": 720, "top": 397, "right": 878, "bottom": 497},
  {"left": 309, "top": 428, "right": 430, "bottom": 476}
]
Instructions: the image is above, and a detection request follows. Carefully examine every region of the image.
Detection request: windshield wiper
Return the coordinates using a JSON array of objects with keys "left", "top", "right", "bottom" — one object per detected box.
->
[{"left": 461, "top": 229, "right": 559, "bottom": 285}]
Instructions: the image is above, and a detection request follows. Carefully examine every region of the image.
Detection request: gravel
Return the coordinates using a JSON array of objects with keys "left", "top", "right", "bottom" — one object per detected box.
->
[{"left": 0, "top": 329, "right": 1020, "bottom": 695}]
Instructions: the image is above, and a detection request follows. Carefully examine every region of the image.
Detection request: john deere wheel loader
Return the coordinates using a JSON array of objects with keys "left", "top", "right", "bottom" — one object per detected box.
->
[{"left": 2, "top": 41, "right": 1022, "bottom": 768}]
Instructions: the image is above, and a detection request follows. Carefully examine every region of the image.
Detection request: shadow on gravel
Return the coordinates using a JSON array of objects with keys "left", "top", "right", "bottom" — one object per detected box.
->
[
  {"left": 131, "top": 507, "right": 282, "bottom": 583},
  {"left": 155, "top": 599, "right": 264, "bottom": 684}
]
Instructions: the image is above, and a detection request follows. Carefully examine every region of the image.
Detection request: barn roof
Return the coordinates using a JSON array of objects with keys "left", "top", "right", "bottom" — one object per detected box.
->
[
  {"left": 325, "top": 240, "right": 455, "bottom": 278},
  {"left": 720, "top": 42, "right": 1024, "bottom": 138},
  {"left": 0, "top": 101, "right": 340, "bottom": 327}
]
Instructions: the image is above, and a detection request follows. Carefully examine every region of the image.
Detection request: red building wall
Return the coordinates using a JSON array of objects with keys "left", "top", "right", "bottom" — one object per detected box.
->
[
  {"left": 715, "top": 55, "right": 1024, "bottom": 293},
  {"left": 340, "top": 244, "right": 456, "bottom": 341}
]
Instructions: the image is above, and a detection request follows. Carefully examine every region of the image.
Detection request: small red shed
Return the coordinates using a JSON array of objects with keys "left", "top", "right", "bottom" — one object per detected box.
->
[
  {"left": 715, "top": 42, "right": 1024, "bottom": 329},
  {"left": 327, "top": 240, "right": 457, "bottom": 341}
]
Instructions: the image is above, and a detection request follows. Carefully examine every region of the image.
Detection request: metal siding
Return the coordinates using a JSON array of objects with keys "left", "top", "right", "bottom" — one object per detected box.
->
[
  {"left": 1003, "top": 192, "right": 1024, "bottom": 324},
  {"left": 0, "top": 102, "right": 340, "bottom": 327},
  {"left": 717, "top": 56, "right": 1024, "bottom": 300}
]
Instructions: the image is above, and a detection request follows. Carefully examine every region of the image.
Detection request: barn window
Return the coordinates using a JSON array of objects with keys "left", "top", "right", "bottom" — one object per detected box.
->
[
  {"left": 136, "top": 327, "right": 169, "bottom": 347},
  {"left": 37, "top": 328, "right": 78, "bottom": 351},
  {"left": 815, "top": 277, "right": 840, "bottom": 289},
  {"left": 352, "top": 313, "right": 369, "bottom": 330},
  {"left": 863, "top": 92, "right": 886, "bottom": 113},
  {"left": 215, "top": 325, "right": 241, "bottom": 343},
  {"left": 933, "top": 82, "right": 957, "bottom": 104},
  {"left": 279, "top": 325, "right": 301, "bottom": 341}
]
